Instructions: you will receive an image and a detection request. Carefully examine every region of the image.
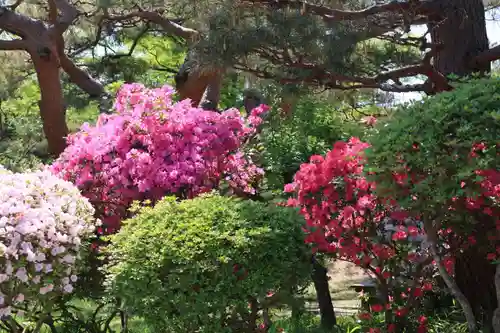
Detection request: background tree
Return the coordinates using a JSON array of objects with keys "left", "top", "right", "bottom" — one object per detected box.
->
[{"left": 0, "top": 0, "right": 106, "bottom": 155}]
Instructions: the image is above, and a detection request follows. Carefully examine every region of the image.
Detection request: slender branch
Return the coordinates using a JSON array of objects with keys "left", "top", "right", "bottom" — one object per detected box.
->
[
  {"left": 424, "top": 218, "right": 478, "bottom": 333},
  {"left": 103, "top": 10, "right": 198, "bottom": 41},
  {"left": 69, "top": 17, "right": 103, "bottom": 56},
  {"left": 429, "top": 242, "right": 478, "bottom": 332},
  {"left": 151, "top": 66, "right": 179, "bottom": 73},
  {"left": 236, "top": 61, "right": 429, "bottom": 92},
  {"left": 104, "top": 25, "right": 149, "bottom": 59},
  {"left": 241, "top": 0, "right": 439, "bottom": 21}
]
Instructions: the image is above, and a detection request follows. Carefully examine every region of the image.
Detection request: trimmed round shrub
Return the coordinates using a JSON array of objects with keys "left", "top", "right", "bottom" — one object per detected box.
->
[
  {"left": 0, "top": 166, "right": 96, "bottom": 318},
  {"left": 105, "top": 193, "right": 311, "bottom": 333}
]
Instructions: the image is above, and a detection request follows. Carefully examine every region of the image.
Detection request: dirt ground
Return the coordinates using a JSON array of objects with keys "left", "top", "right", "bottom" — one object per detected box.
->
[{"left": 327, "top": 260, "right": 372, "bottom": 313}]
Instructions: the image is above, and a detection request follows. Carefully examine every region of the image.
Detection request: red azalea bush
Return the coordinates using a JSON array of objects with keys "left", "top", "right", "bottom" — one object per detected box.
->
[
  {"left": 286, "top": 79, "right": 500, "bottom": 332},
  {"left": 285, "top": 138, "right": 435, "bottom": 332},
  {"left": 51, "top": 83, "right": 267, "bottom": 233},
  {"left": 365, "top": 79, "right": 499, "bottom": 332}
]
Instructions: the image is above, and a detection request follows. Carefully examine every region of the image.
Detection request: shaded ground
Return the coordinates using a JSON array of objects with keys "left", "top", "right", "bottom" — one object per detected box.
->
[{"left": 304, "top": 260, "right": 373, "bottom": 316}]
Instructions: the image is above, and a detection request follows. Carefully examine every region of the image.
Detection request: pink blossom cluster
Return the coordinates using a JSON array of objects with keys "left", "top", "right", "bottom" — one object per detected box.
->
[
  {"left": 0, "top": 166, "right": 96, "bottom": 318},
  {"left": 51, "top": 84, "right": 267, "bottom": 233},
  {"left": 247, "top": 104, "right": 269, "bottom": 128},
  {"left": 225, "top": 152, "right": 264, "bottom": 194}
]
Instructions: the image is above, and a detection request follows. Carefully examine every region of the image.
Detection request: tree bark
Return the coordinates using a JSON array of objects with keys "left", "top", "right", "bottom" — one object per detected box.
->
[
  {"left": 429, "top": 0, "right": 490, "bottom": 77},
  {"left": 53, "top": 34, "right": 105, "bottom": 97},
  {"left": 311, "top": 256, "right": 337, "bottom": 329},
  {"left": 198, "top": 70, "right": 223, "bottom": 111},
  {"left": 175, "top": 49, "right": 224, "bottom": 110},
  {"left": 32, "top": 54, "right": 68, "bottom": 156},
  {"left": 60, "top": 54, "right": 105, "bottom": 97}
]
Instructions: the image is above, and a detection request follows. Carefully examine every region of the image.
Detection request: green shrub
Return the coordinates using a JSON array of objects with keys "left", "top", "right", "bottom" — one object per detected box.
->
[
  {"left": 258, "top": 97, "right": 363, "bottom": 190},
  {"left": 367, "top": 77, "right": 499, "bottom": 231},
  {"left": 105, "top": 193, "right": 311, "bottom": 333}
]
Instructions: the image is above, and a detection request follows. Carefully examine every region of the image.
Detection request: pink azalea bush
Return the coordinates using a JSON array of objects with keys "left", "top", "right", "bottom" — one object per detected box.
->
[
  {"left": 51, "top": 83, "right": 267, "bottom": 233},
  {"left": 0, "top": 166, "right": 96, "bottom": 318}
]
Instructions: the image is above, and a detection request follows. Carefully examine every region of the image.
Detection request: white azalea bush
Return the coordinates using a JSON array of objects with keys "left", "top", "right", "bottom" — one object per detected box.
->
[{"left": 0, "top": 166, "right": 97, "bottom": 318}]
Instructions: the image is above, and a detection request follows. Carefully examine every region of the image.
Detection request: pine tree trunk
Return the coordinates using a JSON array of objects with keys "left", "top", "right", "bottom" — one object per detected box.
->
[
  {"left": 429, "top": 0, "right": 490, "bottom": 76},
  {"left": 311, "top": 256, "right": 336, "bottom": 329},
  {"left": 428, "top": 1, "right": 494, "bottom": 329},
  {"left": 32, "top": 54, "right": 68, "bottom": 157}
]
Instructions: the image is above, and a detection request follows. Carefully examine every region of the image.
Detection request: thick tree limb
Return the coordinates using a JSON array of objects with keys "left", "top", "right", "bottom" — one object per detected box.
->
[
  {"left": 473, "top": 45, "right": 500, "bottom": 66},
  {"left": 44, "top": 0, "right": 105, "bottom": 97},
  {"left": 48, "top": 0, "right": 78, "bottom": 34},
  {"left": 0, "top": 39, "right": 27, "bottom": 50},
  {"left": 0, "top": 7, "right": 45, "bottom": 39},
  {"left": 60, "top": 52, "right": 105, "bottom": 96},
  {"left": 102, "top": 9, "right": 222, "bottom": 107}
]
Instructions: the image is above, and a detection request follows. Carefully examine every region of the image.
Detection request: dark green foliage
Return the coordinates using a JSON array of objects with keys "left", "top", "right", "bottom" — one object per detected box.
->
[
  {"left": 188, "top": 0, "right": 421, "bottom": 87},
  {"left": 0, "top": 116, "right": 47, "bottom": 171},
  {"left": 367, "top": 77, "right": 500, "bottom": 227},
  {"left": 105, "top": 193, "right": 312, "bottom": 333},
  {"left": 258, "top": 96, "right": 364, "bottom": 190}
]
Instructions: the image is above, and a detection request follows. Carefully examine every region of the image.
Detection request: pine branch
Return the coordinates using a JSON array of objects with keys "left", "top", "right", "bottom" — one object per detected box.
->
[
  {"left": 103, "top": 10, "right": 199, "bottom": 41},
  {"left": 473, "top": 44, "right": 500, "bottom": 66},
  {"left": 241, "top": 0, "right": 439, "bottom": 21},
  {"left": 0, "top": 38, "right": 27, "bottom": 50},
  {"left": 48, "top": 0, "right": 78, "bottom": 35}
]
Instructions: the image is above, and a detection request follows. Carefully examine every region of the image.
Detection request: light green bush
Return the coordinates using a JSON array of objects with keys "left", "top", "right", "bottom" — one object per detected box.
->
[{"left": 105, "top": 193, "right": 311, "bottom": 333}]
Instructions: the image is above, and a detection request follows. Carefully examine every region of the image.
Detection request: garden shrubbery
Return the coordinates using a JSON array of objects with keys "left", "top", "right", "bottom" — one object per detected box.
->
[
  {"left": 0, "top": 78, "right": 498, "bottom": 333},
  {"left": 105, "top": 193, "right": 311, "bottom": 333}
]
